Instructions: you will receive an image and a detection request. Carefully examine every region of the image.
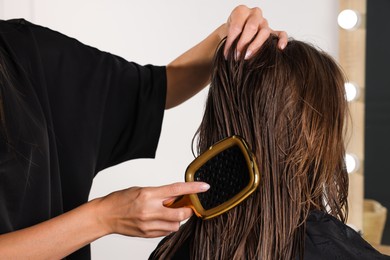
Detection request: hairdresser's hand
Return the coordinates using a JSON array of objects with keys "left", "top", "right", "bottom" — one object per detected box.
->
[
  {"left": 165, "top": 5, "right": 288, "bottom": 108},
  {"left": 224, "top": 5, "right": 288, "bottom": 59},
  {"left": 95, "top": 182, "right": 209, "bottom": 238}
]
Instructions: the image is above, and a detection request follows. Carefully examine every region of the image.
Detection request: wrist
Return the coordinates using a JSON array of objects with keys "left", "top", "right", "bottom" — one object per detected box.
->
[
  {"left": 215, "top": 23, "right": 228, "bottom": 41},
  {"left": 87, "top": 198, "right": 113, "bottom": 237}
]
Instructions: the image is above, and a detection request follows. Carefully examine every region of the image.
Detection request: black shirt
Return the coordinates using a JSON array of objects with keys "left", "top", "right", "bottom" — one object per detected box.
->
[
  {"left": 0, "top": 19, "right": 166, "bottom": 259},
  {"left": 150, "top": 210, "right": 390, "bottom": 259}
]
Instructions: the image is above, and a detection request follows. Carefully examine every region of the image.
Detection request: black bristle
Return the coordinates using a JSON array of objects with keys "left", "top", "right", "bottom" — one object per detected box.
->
[{"left": 194, "top": 145, "right": 250, "bottom": 210}]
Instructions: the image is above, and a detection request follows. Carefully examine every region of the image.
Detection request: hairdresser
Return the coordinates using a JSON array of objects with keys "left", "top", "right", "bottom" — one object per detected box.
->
[{"left": 0, "top": 5, "right": 287, "bottom": 259}]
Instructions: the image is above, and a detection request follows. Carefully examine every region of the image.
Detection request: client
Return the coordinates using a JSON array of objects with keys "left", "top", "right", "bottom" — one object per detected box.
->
[{"left": 150, "top": 35, "right": 390, "bottom": 259}]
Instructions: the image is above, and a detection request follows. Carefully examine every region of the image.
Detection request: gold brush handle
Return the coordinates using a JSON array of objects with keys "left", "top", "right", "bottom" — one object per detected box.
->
[
  {"left": 164, "top": 195, "right": 192, "bottom": 208},
  {"left": 163, "top": 195, "right": 202, "bottom": 218}
]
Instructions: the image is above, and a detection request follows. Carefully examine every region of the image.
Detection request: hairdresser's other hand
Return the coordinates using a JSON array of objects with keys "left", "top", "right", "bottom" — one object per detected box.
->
[
  {"left": 94, "top": 182, "right": 209, "bottom": 238},
  {"left": 224, "top": 5, "right": 288, "bottom": 59}
]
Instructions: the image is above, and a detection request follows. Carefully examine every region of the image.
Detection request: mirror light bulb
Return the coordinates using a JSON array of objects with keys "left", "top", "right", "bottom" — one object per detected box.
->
[
  {"left": 345, "top": 153, "right": 360, "bottom": 174},
  {"left": 345, "top": 82, "right": 360, "bottom": 102},
  {"left": 338, "top": 9, "right": 360, "bottom": 30}
]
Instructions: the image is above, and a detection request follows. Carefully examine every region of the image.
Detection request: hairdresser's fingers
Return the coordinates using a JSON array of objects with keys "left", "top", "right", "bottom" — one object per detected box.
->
[
  {"left": 133, "top": 221, "right": 181, "bottom": 238},
  {"left": 134, "top": 208, "right": 193, "bottom": 238},
  {"left": 244, "top": 25, "right": 271, "bottom": 60},
  {"left": 155, "top": 182, "right": 210, "bottom": 198},
  {"left": 96, "top": 184, "right": 199, "bottom": 238},
  {"left": 162, "top": 196, "right": 175, "bottom": 205},
  {"left": 244, "top": 29, "right": 288, "bottom": 59},
  {"left": 134, "top": 218, "right": 188, "bottom": 238},
  {"left": 139, "top": 231, "right": 171, "bottom": 238},
  {"left": 158, "top": 207, "right": 194, "bottom": 222},
  {"left": 225, "top": 6, "right": 273, "bottom": 59},
  {"left": 224, "top": 5, "right": 253, "bottom": 57},
  {"left": 236, "top": 13, "right": 270, "bottom": 59},
  {"left": 273, "top": 30, "right": 288, "bottom": 50},
  {"left": 142, "top": 229, "right": 182, "bottom": 238}
]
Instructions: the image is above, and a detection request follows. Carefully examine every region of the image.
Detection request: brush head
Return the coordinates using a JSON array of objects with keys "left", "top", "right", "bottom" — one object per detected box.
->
[
  {"left": 194, "top": 144, "right": 250, "bottom": 210},
  {"left": 186, "top": 135, "right": 260, "bottom": 219}
]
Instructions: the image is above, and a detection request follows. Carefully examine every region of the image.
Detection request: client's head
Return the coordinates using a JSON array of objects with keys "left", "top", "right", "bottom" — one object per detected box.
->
[{"left": 154, "top": 35, "right": 348, "bottom": 260}]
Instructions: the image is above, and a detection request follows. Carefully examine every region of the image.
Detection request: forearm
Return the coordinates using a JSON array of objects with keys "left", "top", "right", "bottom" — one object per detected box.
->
[
  {"left": 165, "top": 5, "right": 288, "bottom": 109},
  {"left": 165, "top": 24, "right": 227, "bottom": 109},
  {"left": 0, "top": 182, "right": 209, "bottom": 259},
  {"left": 0, "top": 199, "right": 106, "bottom": 259}
]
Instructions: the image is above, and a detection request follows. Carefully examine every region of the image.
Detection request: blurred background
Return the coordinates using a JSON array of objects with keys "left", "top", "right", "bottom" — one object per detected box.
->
[{"left": 1, "top": 0, "right": 388, "bottom": 258}]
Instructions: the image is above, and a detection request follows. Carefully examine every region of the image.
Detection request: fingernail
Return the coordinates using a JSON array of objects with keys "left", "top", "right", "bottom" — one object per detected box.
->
[
  {"left": 244, "top": 50, "right": 252, "bottom": 60},
  {"left": 200, "top": 183, "right": 210, "bottom": 191},
  {"left": 279, "top": 43, "right": 286, "bottom": 50},
  {"left": 235, "top": 51, "right": 241, "bottom": 60}
]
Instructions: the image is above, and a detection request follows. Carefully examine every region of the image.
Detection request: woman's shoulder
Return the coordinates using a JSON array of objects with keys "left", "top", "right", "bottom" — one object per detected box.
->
[{"left": 305, "top": 210, "right": 390, "bottom": 259}]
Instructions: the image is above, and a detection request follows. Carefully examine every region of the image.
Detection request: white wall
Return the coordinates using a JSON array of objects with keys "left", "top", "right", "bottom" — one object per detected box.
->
[{"left": 1, "top": 0, "right": 339, "bottom": 259}]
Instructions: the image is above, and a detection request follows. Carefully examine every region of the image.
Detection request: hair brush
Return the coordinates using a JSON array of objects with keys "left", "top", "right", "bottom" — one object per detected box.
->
[{"left": 164, "top": 135, "right": 260, "bottom": 220}]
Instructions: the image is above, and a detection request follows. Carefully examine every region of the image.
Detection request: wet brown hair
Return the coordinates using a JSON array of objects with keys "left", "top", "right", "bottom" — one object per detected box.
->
[{"left": 153, "top": 35, "right": 349, "bottom": 259}]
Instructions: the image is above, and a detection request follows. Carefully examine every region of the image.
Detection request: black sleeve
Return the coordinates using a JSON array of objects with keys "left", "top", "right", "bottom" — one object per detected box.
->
[{"left": 23, "top": 20, "right": 166, "bottom": 173}]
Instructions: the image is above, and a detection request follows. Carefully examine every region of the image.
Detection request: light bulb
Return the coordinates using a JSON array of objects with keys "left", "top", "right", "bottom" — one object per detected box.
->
[
  {"left": 345, "top": 153, "right": 360, "bottom": 174},
  {"left": 338, "top": 9, "right": 360, "bottom": 30},
  {"left": 344, "top": 82, "right": 360, "bottom": 102}
]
